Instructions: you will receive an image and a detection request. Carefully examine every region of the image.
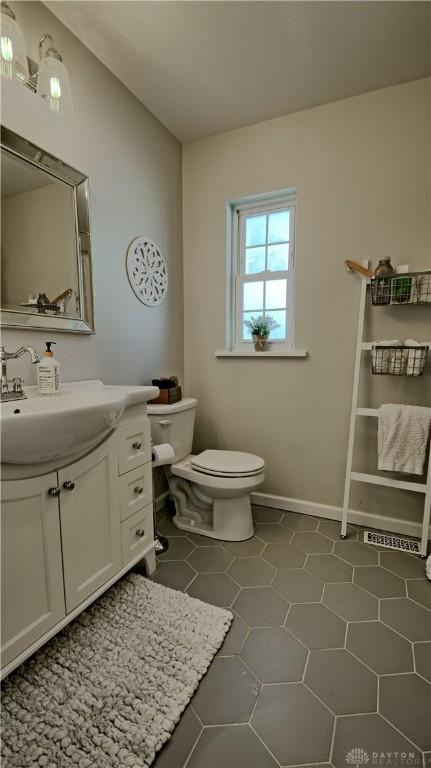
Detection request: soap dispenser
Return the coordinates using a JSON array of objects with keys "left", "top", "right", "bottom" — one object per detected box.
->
[{"left": 37, "top": 342, "right": 61, "bottom": 395}]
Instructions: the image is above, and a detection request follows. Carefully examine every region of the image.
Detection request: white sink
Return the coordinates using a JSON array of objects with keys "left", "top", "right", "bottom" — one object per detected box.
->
[{"left": 1, "top": 379, "right": 159, "bottom": 465}]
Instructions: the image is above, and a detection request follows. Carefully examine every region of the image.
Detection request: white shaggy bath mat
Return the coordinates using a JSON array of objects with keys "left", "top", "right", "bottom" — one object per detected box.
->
[{"left": 1, "top": 574, "right": 232, "bottom": 768}]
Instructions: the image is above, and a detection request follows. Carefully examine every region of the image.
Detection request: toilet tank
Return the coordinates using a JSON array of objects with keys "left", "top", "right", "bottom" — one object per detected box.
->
[{"left": 147, "top": 398, "right": 197, "bottom": 463}]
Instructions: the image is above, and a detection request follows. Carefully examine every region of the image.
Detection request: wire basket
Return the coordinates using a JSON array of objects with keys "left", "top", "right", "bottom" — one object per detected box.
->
[
  {"left": 371, "top": 345, "right": 429, "bottom": 376},
  {"left": 371, "top": 271, "right": 431, "bottom": 306}
]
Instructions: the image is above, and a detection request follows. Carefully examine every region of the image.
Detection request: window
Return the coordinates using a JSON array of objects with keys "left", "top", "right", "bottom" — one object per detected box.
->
[{"left": 229, "top": 191, "right": 296, "bottom": 351}]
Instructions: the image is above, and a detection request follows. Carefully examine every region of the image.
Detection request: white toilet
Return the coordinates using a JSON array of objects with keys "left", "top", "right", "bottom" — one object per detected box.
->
[{"left": 147, "top": 398, "right": 265, "bottom": 541}]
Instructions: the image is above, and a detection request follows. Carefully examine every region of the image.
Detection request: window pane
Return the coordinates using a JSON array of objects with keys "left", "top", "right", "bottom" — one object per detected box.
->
[
  {"left": 267, "top": 243, "right": 289, "bottom": 271},
  {"left": 265, "top": 310, "right": 286, "bottom": 340},
  {"left": 242, "top": 311, "right": 257, "bottom": 340},
  {"left": 245, "top": 246, "right": 265, "bottom": 274},
  {"left": 265, "top": 279, "right": 286, "bottom": 309},
  {"left": 246, "top": 214, "right": 266, "bottom": 247},
  {"left": 268, "top": 210, "right": 289, "bottom": 243},
  {"left": 243, "top": 281, "right": 264, "bottom": 311}
]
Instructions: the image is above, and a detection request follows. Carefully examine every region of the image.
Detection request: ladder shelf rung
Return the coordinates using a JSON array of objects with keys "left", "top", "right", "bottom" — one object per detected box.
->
[
  {"left": 350, "top": 471, "right": 427, "bottom": 494},
  {"left": 356, "top": 408, "right": 378, "bottom": 416}
]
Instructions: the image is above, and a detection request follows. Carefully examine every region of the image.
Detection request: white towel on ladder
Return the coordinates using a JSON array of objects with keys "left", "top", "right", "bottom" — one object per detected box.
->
[{"left": 378, "top": 404, "right": 431, "bottom": 475}]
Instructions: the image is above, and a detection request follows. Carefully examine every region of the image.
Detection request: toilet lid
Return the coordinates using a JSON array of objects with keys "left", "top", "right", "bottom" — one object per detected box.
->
[{"left": 191, "top": 450, "right": 264, "bottom": 477}]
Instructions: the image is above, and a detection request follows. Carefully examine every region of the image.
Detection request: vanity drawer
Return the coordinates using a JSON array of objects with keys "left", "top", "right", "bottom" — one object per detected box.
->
[
  {"left": 121, "top": 504, "right": 153, "bottom": 566},
  {"left": 117, "top": 419, "right": 151, "bottom": 475},
  {"left": 119, "top": 463, "right": 152, "bottom": 521}
]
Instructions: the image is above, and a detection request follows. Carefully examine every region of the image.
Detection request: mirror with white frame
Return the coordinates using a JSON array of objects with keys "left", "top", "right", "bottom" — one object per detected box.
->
[{"left": 0, "top": 126, "right": 94, "bottom": 333}]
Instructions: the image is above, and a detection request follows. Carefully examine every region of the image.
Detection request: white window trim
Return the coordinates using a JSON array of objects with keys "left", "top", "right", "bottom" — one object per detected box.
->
[
  {"left": 221, "top": 190, "right": 307, "bottom": 358},
  {"left": 214, "top": 349, "right": 308, "bottom": 358}
]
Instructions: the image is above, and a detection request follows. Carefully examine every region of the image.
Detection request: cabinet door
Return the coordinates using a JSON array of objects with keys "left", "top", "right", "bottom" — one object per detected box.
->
[
  {"left": 59, "top": 440, "right": 121, "bottom": 612},
  {"left": 1, "top": 474, "right": 66, "bottom": 669}
]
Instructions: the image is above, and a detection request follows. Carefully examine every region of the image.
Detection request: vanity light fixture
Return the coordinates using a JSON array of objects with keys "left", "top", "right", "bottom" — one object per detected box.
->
[
  {"left": 36, "top": 34, "right": 73, "bottom": 115},
  {"left": 0, "top": 4, "right": 73, "bottom": 115},
  {"left": 0, "top": 1, "right": 29, "bottom": 82}
]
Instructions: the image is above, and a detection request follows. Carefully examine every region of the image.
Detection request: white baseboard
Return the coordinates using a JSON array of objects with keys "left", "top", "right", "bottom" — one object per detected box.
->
[{"left": 251, "top": 492, "right": 429, "bottom": 540}]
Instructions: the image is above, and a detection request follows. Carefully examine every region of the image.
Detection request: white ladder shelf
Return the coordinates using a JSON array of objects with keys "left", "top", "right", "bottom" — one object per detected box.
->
[{"left": 341, "top": 274, "right": 431, "bottom": 557}]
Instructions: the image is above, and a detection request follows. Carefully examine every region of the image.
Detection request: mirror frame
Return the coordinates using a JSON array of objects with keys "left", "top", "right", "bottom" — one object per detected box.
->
[{"left": 1, "top": 126, "right": 95, "bottom": 334}]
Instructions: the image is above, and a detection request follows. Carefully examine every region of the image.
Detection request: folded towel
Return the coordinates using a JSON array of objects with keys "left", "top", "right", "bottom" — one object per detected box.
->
[{"left": 378, "top": 404, "right": 431, "bottom": 475}]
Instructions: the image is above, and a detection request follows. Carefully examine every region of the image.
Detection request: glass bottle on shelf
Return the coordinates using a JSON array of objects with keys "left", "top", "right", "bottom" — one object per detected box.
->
[{"left": 373, "top": 258, "right": 394, "bottom": 305}]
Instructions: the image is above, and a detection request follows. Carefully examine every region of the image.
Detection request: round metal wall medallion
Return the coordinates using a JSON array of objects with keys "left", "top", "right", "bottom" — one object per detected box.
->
[{"left": 126, "top": 237, "right": 168, "bottom": 306}]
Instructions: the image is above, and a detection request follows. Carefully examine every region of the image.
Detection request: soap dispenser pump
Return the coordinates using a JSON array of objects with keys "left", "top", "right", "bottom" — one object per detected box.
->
[{"left": 37, "top": 341, "right": 61, "bottom": 395}]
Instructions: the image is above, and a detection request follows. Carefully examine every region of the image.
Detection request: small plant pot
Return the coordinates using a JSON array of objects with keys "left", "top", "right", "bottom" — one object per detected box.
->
[{"left": 253, "top": 335, "right": 268, "bottom": 352}]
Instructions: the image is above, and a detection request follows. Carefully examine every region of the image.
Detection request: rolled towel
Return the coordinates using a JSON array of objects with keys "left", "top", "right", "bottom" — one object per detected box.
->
[{"left": 372, "top": 341, "right": 401, "bottom": 374}]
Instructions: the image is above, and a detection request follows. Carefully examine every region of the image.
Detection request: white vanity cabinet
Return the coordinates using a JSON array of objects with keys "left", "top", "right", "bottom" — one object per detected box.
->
[
  {"left": 1, "top": 474, "right": 66, "bottom": 668},
  {"left": 1, "top": 401, "right": 156, "bottom": 678},
  {"left": 58, "top": 440, "right": 122, "bottom": 612}
]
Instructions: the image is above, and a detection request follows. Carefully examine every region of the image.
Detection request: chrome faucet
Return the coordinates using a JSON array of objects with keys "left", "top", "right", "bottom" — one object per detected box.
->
[{"left": 0, "top": 346, "right": 40, "bottom": 402}]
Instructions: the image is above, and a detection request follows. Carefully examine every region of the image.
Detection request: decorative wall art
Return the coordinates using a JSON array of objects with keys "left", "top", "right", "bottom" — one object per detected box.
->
[{"left": 126, "top": 237, "right": 168, "bottom": 306}]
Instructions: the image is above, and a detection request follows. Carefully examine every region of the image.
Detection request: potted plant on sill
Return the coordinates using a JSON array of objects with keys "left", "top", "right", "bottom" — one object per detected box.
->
[{"left": 244, "top": 314, "right": 280, "bottom": 352}]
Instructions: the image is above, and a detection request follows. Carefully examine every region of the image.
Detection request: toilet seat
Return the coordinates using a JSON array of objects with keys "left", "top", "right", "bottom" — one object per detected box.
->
[{"left": 191, "top": 449, "right": 264, "bottom": 478}]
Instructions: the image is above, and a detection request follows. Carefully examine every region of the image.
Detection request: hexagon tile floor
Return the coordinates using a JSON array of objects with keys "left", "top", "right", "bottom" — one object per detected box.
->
[{"left": 139, "top": 505, "right": 431, "bottom": 768}]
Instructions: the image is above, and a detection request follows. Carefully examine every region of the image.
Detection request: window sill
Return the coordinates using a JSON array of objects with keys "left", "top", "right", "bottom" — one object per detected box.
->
[{"left": 215, "top": 349, "right": 308, "bottom": 358}]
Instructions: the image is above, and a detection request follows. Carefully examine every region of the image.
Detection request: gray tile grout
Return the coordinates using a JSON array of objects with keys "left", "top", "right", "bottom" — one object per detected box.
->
[
  {"left": 377, "top": 672, "right": 380, "bottom": 719},
  {"left": 404, "top": 594, "right": 431, "bottom": 614},
  {"left": 190, "top": 704, "right": 204, "bottom": 727},
  {"left": 182, "top": 725, "right": 203, "bottom": 768},
  {"left": 328, "top": 710, "right": 338, "bottom": 767},
  {"left": 378, "top": 613, "right": 429, "bottom": 644},
  {"left": 343, "top": 645, "right": 383, "bottom": 678},
  {"left": 301, "top": 647, "right": 311, "bottom": 683},
  {"left": 152, "top": 510, "right": 430, "bottom": 768},
  {"left": 301, "top": 679, "right": 338, "bottom": 719},
  {"left": 378, "top": 711, "right": 425, "bottom": 755},
  {"left": 248, "top": 721, "right": 283, "bottom": 767}
]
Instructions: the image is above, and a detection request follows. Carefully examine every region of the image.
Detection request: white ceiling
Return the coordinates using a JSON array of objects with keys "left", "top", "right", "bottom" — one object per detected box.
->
[{"left": 45, "top": 1, "right": 431, "bottom": 143}]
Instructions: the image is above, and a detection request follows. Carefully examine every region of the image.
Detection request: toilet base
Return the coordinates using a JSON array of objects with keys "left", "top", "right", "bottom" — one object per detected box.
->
[
  {"left": 171, "top": 495, "right": 254, "bottom": 542},
  {"left": 166, "top": 463, "right": 262, "bottom": 542},
  {"left": 172, "top": 496, "right": 254, "bottom": 541}
]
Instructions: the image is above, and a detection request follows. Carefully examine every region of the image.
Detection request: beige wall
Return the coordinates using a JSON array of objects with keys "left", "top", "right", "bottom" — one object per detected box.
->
[
  {"left": 183, "top": 79, "right": 431, "bottom": 527},
  {"left": 1, "top": 0, "right": 183, "bottom": 386},
  {"left": 2, "top": 183, "right": 78, "bottom": 311}
]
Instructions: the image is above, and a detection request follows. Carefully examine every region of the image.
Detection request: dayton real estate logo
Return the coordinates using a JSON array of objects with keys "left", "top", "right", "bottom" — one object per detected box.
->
[{"left": 346, "top": 748, "right": 370, "bottom": 768}]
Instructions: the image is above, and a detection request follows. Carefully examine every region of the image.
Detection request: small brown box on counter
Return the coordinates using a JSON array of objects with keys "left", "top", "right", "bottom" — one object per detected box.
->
[{"left": 149, "top": 386, "right": 182, "bottom": 405}]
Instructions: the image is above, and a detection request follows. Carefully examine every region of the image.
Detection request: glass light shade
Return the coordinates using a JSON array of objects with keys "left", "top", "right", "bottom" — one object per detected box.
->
[
  {"left": 0, "top": 11, "right": 29, "bottom": 81},
  {"left": 37, "top": 54, "right": 73, "bottom": 115}
]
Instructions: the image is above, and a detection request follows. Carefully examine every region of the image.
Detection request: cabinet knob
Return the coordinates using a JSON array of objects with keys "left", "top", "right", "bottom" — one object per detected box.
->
[
  {"left": 136, "top": 528, "right": 145, "bottom": 538},
  {"left": 48, "top": 487, "right": 61, "bottom": 497},
  {"left": 134, "top": 485, "right": 144, "bottom": 495},
  {"left": 63, "top": 481, "right": 75, "bottom": 491},
  {"left": 132, "top": 440, "right": 142, "bottom": 450}
]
